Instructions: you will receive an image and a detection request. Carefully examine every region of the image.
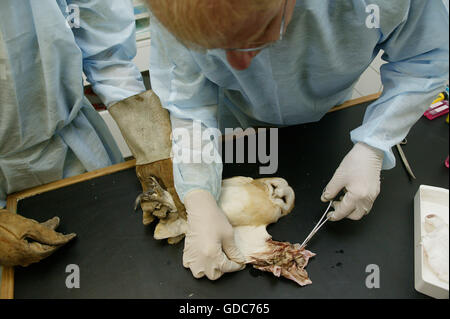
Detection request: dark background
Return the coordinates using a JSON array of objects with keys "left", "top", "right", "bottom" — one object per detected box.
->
[{"left": 13, "top": 102, "right": 449, "bottom": 298}]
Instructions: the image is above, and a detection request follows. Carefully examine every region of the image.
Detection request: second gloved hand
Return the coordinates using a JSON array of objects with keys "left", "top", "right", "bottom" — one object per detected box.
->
[
  {"left": 183, "top": 189, "right": 246, "bottom": 280},
  {"left": 0, "top": 210, "right": 76, "bottom": 267},
  {"left": 321, "top": 142, "right": 384, "bottom": 221}
]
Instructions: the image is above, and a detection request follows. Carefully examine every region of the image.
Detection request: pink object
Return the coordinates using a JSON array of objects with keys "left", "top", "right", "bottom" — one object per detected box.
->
[
  {"left": 446, "top": 156, "right": 449, "bottom": 168},
  {"left": 424, "top": 101, "right": 449, "bottom": 120}
]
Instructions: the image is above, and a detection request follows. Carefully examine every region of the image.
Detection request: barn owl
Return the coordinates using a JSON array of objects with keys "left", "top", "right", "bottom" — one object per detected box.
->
[{"left": 137, "top": 176, "right": 315, "bottom": 286}]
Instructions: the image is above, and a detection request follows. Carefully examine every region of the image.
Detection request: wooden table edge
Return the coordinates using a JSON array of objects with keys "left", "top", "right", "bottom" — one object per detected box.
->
[{"left": 0, "top": 93, "right": 380, "bottom": 299}]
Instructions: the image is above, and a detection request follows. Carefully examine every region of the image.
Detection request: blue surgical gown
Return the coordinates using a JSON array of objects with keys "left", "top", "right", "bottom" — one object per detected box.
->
[
  {"left": 0, "top": 0, "right": 146, "bottom": 208},
  {"left": 149, "top": 0, "right": 449, "bottom": 203}
]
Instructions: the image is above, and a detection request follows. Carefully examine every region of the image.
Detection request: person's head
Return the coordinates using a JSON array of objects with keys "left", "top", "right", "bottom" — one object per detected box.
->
[{"left": 147, "top": 0, "right": 296, "bottom": 70}]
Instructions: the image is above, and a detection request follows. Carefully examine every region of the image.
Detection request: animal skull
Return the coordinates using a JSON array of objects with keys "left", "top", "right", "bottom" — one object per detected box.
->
[{"left": 136, "top": 176, "right": 315, "bottom": 286}]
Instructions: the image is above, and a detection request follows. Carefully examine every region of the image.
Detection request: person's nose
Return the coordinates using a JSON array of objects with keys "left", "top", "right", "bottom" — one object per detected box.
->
[{"left": 226, "top": 50, "right": 260, "bottom": 70}]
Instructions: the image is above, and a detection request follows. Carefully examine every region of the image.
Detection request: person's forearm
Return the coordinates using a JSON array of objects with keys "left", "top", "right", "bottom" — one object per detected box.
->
[
  {"left": 351, "top": 48, "right": 448, "bottom": 170},
  {"left": 70, "top": 0, "right": 146, "bottom": 107},
  {"left": 351, "top": 0, "right": 448, "bottom": 169},
  {"left": 170, "top": 116, "right": 223, "bottom": 203}
]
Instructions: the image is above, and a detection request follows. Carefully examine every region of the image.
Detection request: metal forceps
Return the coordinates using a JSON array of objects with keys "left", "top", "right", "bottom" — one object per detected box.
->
[
  {"left": 300, "top": 201, "right": 334, "bottom": 249},
  {"left": 396, "top": 138, "right": 416, "bottom": 179}
]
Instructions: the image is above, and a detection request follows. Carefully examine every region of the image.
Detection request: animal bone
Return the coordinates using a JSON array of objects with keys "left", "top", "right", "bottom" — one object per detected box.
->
[{"left": 136, "top": 176, "right": 315, "bottom": 286}]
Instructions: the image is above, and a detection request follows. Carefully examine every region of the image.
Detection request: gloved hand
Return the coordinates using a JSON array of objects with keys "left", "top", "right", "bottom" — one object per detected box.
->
[
  {"left": 321, "top": 142, "right": 384, "bottom": 221},
  {"left": 0, "top": 210, "right": 76, "bottom": 267},
  {"left": 183, "top": 189, "right": 246, "bottom": 280},
  {"left": 109, "top": 91, "right": 186, "bottom": 235}
]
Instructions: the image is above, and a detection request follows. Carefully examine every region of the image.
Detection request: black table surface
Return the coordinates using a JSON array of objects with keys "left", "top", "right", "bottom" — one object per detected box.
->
[{"left": 13, "top": 102, "right": 449, "bottom": 299}]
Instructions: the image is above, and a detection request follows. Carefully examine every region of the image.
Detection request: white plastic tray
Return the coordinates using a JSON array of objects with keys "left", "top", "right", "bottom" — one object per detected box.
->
[{"left": 414, "top": 185, "right": 449, "bottom": 299}]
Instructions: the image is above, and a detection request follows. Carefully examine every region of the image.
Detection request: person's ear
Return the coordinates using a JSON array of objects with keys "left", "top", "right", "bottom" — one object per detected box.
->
[{"left": 226, "top": 50, "right": 260, "bottom": 70}]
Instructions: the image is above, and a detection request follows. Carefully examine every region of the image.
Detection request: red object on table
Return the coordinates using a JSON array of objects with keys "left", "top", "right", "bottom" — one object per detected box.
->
[{"left": 424, "top": 101, "right": 449, "bottom": 120}]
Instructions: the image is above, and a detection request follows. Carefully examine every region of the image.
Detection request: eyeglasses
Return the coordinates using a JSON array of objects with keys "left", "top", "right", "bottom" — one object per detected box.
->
[{"left": 227, "top": 0, "right": 288, "bottom": 52}]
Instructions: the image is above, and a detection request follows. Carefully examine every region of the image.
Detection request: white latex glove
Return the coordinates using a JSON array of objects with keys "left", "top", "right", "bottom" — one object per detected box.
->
[
  {"left": 321, "top": 142, "right": 384, "bottom": 221},
  {"left": 183, "top": 189, "right": 246, "bottom": 280}
]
